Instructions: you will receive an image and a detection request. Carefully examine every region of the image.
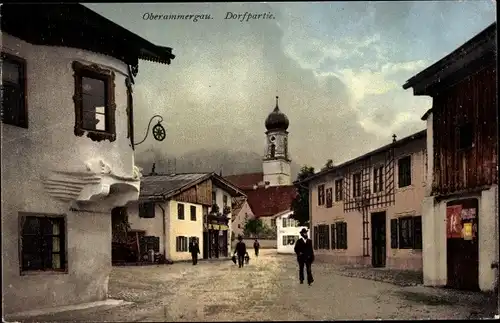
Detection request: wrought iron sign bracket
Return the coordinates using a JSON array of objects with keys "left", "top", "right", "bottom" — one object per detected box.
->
[{"left": 134, "top": 115, "right": 166, "bottom": 146}]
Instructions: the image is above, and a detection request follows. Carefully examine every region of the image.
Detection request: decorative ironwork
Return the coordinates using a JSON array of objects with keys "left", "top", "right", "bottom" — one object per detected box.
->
[{"left": 134, "top": 115, "right": 166, "bottom": 146}]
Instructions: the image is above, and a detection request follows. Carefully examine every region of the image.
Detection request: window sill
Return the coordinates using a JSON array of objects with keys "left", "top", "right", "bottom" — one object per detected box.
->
[
  {"left": 2, "top": 121, "right": 28, "bottom": 129},
  {"left": 75, "top": 128, "right": 116, "bottom": 143},
  {"left": 397, "top": 185, "right": 414, "bottom": 192},
  {"left": 20, "top": 269, "right": 68, "bottom": 276}
]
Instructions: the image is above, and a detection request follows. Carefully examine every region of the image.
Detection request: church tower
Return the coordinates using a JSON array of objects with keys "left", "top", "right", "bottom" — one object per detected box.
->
[{"left": 263, "top": 96, "right": 291, "bottom": 186}]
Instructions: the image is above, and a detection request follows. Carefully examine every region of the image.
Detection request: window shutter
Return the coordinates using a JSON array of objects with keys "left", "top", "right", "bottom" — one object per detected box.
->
[
  {"left": 313, "top": 226, "right": 318, "bottom": 250},
  {"left": 413, "top": 216, "right": 422, "bottom": 249},
  {"left": 325, "top": 225, "right": 330, "bottom": 249},
  {"left": 331, "top": 223, "right": 336, "bottom": 249},
  {"left": 390, "top": 219, "right": 398, "bottom": 249},
  {"left": 343, "top": 223, "right": 348, "bottom": 249},
  {"left": 175, "top": 237, "right": 179, "bottom": 252}
]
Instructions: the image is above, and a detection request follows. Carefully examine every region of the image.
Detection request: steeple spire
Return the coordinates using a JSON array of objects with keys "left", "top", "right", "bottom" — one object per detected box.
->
[{"left": 274, "top": 96, "right": 280, "bottom": 112}]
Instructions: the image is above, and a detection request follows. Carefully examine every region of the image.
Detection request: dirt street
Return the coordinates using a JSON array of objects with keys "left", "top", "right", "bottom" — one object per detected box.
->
[{"left": 15, "top": 249, "right": 497, "bottom": 321}]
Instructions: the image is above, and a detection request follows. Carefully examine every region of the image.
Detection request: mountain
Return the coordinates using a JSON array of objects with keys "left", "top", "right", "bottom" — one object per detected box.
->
[{"left": 136, "top": 148, "right": 300, "bottom": 179}]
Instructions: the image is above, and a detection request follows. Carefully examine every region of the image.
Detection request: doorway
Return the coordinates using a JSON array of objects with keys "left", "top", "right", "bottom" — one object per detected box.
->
[
  {"left": 203, "top": 231, "right": 209, "bottom": 259},
  {"left": 446, "top": 198, "right": 479, "bottom": 291},
  {"left": 371, "top": 212, "right": 387, "bottom": 268}
]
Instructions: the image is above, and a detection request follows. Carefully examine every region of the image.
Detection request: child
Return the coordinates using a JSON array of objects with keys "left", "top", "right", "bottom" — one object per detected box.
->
[{"left": 244, "top": 252, "right": 250, "bottom": 264}]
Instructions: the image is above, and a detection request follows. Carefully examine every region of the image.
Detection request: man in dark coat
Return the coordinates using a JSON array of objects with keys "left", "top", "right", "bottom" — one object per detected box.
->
[
  {"left": 234, "top": 235, "right": 247, "bottom": 268},
  {"left": 188, "top": 238, "right": 200, "bottom": 265},
  {"left": 253, "top": 239, "right": 260, "bottom": 257},
  {"left": 294, "top": 228, "right": 315, "bottom": 285}
]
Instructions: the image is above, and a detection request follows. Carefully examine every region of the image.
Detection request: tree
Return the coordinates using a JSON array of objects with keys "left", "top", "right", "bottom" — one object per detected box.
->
[
  {"left": 322, "top": 159, "right": 334, "bottom": 171},
  {"left": 290, "top": 165, "right": 315, "bottom": 226},
  {"left": 243, "top": 218, "right": 266, "bottom": 238}
]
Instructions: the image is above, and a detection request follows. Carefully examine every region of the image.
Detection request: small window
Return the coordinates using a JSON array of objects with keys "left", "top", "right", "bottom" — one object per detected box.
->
[
  {"left": 223, "top": 195, "right": 228, "bottom": 207},
  {"left": 20, "top": 215, "right": 66, "bottom": 272},
  {"left": 175, "top": 236, "right": 188, "bottom": 252},
  {"left": 282, "top": 235, "right": 297, "bottom": 246},
  {"left": 177, "top": 203, "right": 185, "bottom": 220},
  {"left": 352, "top": 173, "right": 362, "bottom": 197},
  {"left": 72, "top": 61, "right": 116, "bottom": 142},
  {"left": 458, "top": 123, "right": 474, "bottom": 150},
  {"left": 270, "top": 143, "right": 276, "bottom": 158},
  {"left": 317, "top": 184, "right": 325, "bottom": 206},
  {"left": 398, "top": 156, "right": 412, "bottom": 188},
  {"left": 326, "top": 187, "right": 333, "bottom": 208},
  {"left": 398, "top": 217, "right": 414, "bottom": 249},
  {"left": 190, "top": 205, "right": 197, "bottom": 221},
  {"left": 335, "top": 222, "right": 348, "bottom": 250},
  {"left": 373, "top": 166, "right": 384, "bottom": 193},
  {"left": 335, "top": 179, "right": 343, "bottom": 201},
  {"left": 138, "top": 202, "right": 155, "bottom": 218},
  {"left": 282, "top": 218, "right": 288, "bottom": 228},
  {"left": 1, "top": 52, "right": 28, "bottom": 128},
  {"left": 238, "top": 224, "right": 241, "bottom": 229}
]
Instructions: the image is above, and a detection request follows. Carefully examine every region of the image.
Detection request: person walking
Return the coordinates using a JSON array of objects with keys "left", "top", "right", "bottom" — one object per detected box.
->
[
  {"left": 234, "top": 235, "right": 247, "bottom": 268},
  {"left": 253, "top": 239, "right": 260, "bottom": 257},
  {"left": 188, "top": 238, "right": 200, "bottom": 265},
  {"left": 294, "top": 228, "right": 315, "bottom": 285}
]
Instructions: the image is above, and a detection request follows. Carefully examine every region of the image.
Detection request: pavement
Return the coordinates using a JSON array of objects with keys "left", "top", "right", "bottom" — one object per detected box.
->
[{"left": 10, "top": 249, "right": 498, "bottom": 321}]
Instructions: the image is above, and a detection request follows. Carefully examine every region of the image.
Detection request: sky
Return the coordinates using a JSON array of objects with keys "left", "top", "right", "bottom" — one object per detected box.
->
[{"left": 86, "top": 1, "right": 496, "bottom": 171}]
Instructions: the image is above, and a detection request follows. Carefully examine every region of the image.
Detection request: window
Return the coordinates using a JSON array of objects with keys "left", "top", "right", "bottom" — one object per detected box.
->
[
  {"left": 20, "top": 215, "right": 66, "bottom": 272},
  {"left": 398, "top": 156, "right": 412, "bottom": 188},
  {"left": 335, "top": 179, "right": 343, "bottom": 201},
  {"left": 335, "top": 222, "right": 347, "bottom": 249},
  {"left": 1, "top": 52, "right": 27, "bottom": 128},
  {"left": 326, "top": 187, "right": 333, "bottom": 208},
  {"left": 317, "top": 224, "right": 330, "bottom": 249},
  {"left": 223, "top": 195, "right": 228, "bottom": 207},
  {"left": 373, "top": 166, "right": 384, "bottom": 193},
  {"left": 390, "top": 218, "right": 398, "bottom": 249},
  {"left": 352, "top": 173, "right": 362, "bottom": 197},
  {"left": 282, "top": 218, "right": 288, "bottom": 228},
  {"left": 398, "top": 217, "right": 414, "bottom": 249},
  {"left": 138, "top": 202, "right": 155, "bottom": 218},
  {"left": 125, "top": 77, "right": 134, "bottom": 150},
  {"left": 392, "top": 216, "right": 422, "bottom": 249},
  {"left": 177, "top": 203, "right": 185, "bottom": 220},
  {"left": 238, "top": 224, "right": 241, "bottom": 229},
  {"left": 175, "top": 236, "right": 188, "bottom": 252},
  {"left": 317, "top": 184, "right": 325, "bottom": 206},
  {"left": 413, "top": 216, "right": 422, "bottom": 250},
  {"left": 72, "top": 61, "right": 116, "bottom": 142},
  {"left": 270, "top": 143, "right": 276, "bottom": 158},
  {"left": 282, "top": 235, "right": 298, "bottom": 246},
  {"left": 190, "top": 205, "right": 197, "bottom": 221},
  {"left": 458, "top": 122, "right": 473, "bottom": 150},
  {"left": 212, "top": 191, "right": 216, "bottom": 205}
]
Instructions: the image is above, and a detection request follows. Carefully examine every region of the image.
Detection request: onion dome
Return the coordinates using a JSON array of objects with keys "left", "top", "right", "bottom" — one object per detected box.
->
[{"left": 265, "top": 96, "right": 289, "bottom": 131}]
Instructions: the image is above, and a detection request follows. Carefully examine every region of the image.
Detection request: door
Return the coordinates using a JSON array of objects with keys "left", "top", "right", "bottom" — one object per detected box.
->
[
  {"left": 371, "top": 212, "right": 387, "bottom": 268},
  {"left": 446, "top": 199, "right": 479, "bottom": 291},
  {"left": 218, "top": 231, "right": 228, "bottom": 257},
  {"left": 203, "top": 231, "right": 209, "bottom": 259}
]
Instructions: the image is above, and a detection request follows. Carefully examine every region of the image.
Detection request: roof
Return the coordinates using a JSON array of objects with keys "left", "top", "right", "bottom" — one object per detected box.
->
[
  {"left": 140, "top": 173, "right": 210, "bottom": 200},
  {"left": 1, "top": 4, "right": 175, "bottom": 75},
  {"left": 265, "top": 96, "right": 289, "bottom": 131},
  {"left": 299, "top": 129, "right": 427, "bottom": 185},
  {"left": 225, "top": 173, "right": 264, "bottom": 190},
  {"left": 402, "top": 22, "right": 496, "bottom": 95},
  {"left": 245, "top": 185, "right": 297, "bottom": 217},
  {"left": 140, "top": 172, "right": 246, "bottom": 202}
]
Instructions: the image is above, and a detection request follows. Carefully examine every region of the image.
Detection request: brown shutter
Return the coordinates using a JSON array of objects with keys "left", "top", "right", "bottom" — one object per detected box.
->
[
  {"left": 390, "top": 219, "right": 398, "bottom": 249},
  {"left": 343, "top": 223, "right": 348, "bottom": 249},
  {"left": 331, "top": 223, "right": 336, "bottom": 249},
  {"left": 313, "top": 226, "right": 318, "bottom": 250},
  {"left": 413, "top": 216, "right": 422, "bottom": 249}
]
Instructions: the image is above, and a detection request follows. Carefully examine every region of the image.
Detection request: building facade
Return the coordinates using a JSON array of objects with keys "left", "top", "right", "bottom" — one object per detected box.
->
[
  {"left": 403, "top": 22, "right": 497, "bottom": 292},
  {"left": 231, "top": 200, "right": 255, "bottom": 238},
  {"left": 276, "top": 210, "right": 309, "bottom": 254},
  {"left": 302, "top": 131, "right": 427, "bottom": 270},
  {"left": 1, "top": 4, "right": 175, "bottom": 315}
]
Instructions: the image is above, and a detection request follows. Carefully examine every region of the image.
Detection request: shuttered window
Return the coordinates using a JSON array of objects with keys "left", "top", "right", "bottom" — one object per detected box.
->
[
  {"left": 390, "top": 219, "right": 398, "bottom": 249},
  {"left": 413, "top": 216, "right": 422, "bottom": 250},
  {"left": 331, "top": 223, "right": 336, "bottom": 249},
  {"left": 313, "top": 226, "right": 318, "bottom": 250},
  {"left": 335, "top": 222, "right": 347, "bottom": 249}
]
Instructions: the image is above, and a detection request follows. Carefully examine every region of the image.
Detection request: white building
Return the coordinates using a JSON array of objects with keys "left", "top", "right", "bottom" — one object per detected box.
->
[
  {"left": 125, "top": 173, "right": 245, "bottom": 262},
  {"left": 1, "top": 4, "right": 175, "bottom": 315},
  {"left": 276, "top": 210, "right": 308, "bottom": 254}
]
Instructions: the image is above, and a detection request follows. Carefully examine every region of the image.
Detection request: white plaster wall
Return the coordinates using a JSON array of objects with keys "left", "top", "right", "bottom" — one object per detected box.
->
[
  {"left": 276, "top": 212, "right": 308, "bottom": 254},
  {"left": 127, "top": 201, "right": 169, "bottom": 257},
  {"left": 1, "top": 34, "right": 138, "bottom": 314},
  {"left": 263, "top": 159, "right": 291, "bottom": 186},
  {"left": 422, "top": 186, "right": 498, "bottom": 291},
  {"left": 168, "top": 200, "right": 203, "bottom": 261}
]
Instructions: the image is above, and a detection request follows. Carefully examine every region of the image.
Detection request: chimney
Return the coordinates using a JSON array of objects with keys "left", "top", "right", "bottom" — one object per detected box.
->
[{"left": 392, "top": 134, "right": 397, "bottom": 143}]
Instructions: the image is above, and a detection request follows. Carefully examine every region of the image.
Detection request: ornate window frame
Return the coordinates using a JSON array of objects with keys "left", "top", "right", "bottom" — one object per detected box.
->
[{"left": 72, "top": 61, "right": 116, "bottom": 142}]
